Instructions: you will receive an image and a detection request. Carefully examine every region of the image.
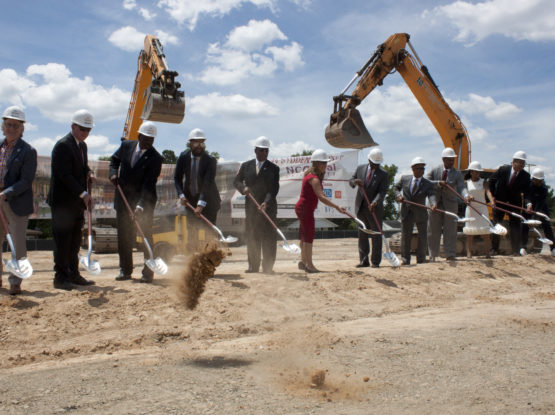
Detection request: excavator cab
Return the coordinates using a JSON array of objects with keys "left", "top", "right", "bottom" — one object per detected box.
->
[{"left": 325, "top": 96, "right": 378, "bottom": 149}]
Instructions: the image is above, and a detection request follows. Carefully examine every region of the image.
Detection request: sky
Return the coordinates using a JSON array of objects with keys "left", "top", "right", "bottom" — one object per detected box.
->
[{"left": 1, "top": 0, "right": 555, "bottom": 183}]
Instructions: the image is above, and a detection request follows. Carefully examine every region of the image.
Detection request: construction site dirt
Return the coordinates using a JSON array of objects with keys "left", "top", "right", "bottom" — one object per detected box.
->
[{"left": 0, "top": 239, "right": 553, "bottom": 414}]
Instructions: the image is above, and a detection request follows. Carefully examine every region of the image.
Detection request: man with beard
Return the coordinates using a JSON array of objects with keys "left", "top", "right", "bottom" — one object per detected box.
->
[{"left": 174, "top": 128, "right": 221, "bottom": 252}]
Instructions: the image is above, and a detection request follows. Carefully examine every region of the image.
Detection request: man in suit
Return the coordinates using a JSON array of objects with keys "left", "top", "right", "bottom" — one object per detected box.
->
[
  {"left": 349, "top": 147, "right": 388, "bottom": 268},
  {"left": 488, "top": 150, "right": 531, "bottom": 255},
  {"left": 394, "top": 157, "right": 437, "bottom": 265},
  {"left": 109, "top": 121, "right": 163, "bottom": 283},
  {"left": 0, "top": 106, "right": 37, "bottom": 295},
  {"left": 48, "top": 109, "right": 96, "bottom": 290},
  {"left": 174, "top": 128, "right": 221, "bottom": 252},
  {"left": 426, "top": 147, "right": 468, "bottom": 261},
  {"left": 233, "top": 136, "right": 280, "bottom": 273}
]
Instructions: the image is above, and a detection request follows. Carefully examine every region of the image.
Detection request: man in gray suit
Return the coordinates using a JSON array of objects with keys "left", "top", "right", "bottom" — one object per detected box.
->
[
  {"left": 394, "top": 157, "right": 437, "bottom": 265},
  {"left": 349, "top": 148, "right": 388, "bottom": 268},
  {"left": 426, "top": 147, "right": 468, "bottom": 261},
  {"left": 0, "top": 106, "right": 37, "bottom": 295}
]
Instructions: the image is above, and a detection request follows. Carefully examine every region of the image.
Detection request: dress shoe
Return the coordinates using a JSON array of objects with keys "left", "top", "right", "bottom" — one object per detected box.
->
[
  {"left": 305, "top": 268, "right": 321, "bottom": 273},
  {"left": 519, "top": 248, "right": 527, "bottom": 256},
  {"left": 9, "top": 284, "right": 21, "bottom": 295},
  {"left": 72, "top": 275, "right": 95, "bottom": 286},
  {"left": 401, "top": 258, "right": 410, "bottom": 266},
  {"left": 446, "top": 256, "right": 457, "bottom": 261},
  {"left": 355, "top": 262, "right": 370, "bottom": 268},
  {"left": 297, "top": 261, "right": 306, "bottom": 271},
  {"left": 371, "top": 264, "right": 379, "bottom": 268},
  {"left": 245, "top": 269, "right": 258, "bottom": 273},
  {"left": 262, "top": 269, "right": 274, "bottom": 275},
  {"left": 115, "top": 273, "right": 132, "bottom": 281},
  {"left": 53, "top": 279, "right": 73, "bottom": 291},
  {"left": 139, "top": 274, "right": 153, "bottom": 283}
]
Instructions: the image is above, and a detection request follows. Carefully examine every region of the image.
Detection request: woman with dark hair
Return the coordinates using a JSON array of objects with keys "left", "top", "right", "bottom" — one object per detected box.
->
[{"left": 295, "top": 149, "right": 346, "bottom": 273}]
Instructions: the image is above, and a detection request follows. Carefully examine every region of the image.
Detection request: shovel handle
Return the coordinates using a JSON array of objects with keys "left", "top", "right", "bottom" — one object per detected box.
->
[
  {"left": 116, "top": 184, "right": 147, "bottom": 241},
  {"left": 444, "top": 182, "right": 487, "bottom": 219},
  {"left": 246, "top": 193, "right": 280, "bottom": 232},
  {"left": 183, "top": 200, "right": 216, "bottom": 229},
  {"left": 495, "top": 199, "right": 548, "bottom": 219},
  {"left": 356, "top": 184, "right": 384, "bottom": 235}
]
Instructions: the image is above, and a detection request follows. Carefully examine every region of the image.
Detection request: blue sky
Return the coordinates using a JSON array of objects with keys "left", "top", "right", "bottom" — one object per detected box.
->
[{"left": 1, "top": 0, "right": 554, "bottom": 182}]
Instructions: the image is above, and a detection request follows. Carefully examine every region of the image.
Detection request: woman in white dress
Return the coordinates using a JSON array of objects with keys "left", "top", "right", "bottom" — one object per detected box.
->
[{"left": 463, "top": 161, "right": 494, "bottom": 258}]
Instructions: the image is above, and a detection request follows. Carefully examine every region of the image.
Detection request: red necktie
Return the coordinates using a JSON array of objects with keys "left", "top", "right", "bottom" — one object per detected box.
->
[
  {"left": 365, "top": 168, "right": 373, "bottom": 186},
  {"left": 509, "top": 172, "right": 517, "bottom": 187},
  {"left": 441, "top": 169, "right": 447, "bottom": 181}
]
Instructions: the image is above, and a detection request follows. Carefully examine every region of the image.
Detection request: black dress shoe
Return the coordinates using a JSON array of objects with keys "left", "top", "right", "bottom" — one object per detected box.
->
[
  {"left": 139, "top": 273, "right": 153, "bottom": 283},
  {"left": 115, "top": 273, "right": 132, "bottom": 281},
  {"left": 355, "top": 262, "right": 370, "bottom": 268},
  {"left": 401, "top": 258, "right": 410, "bottom": 266},
  {"left": 245, "top": 269, "right": 258, "bottom": 273},
  {"left": 305, "top": 268, "right": 321, "bottom": 273},
  {"left": 446, "top": 256, "right": 456, "bottom": 261},
  {"left": 371, "top": 264, "right": 379, "bottom": 268},
  {"left": 72, "top": 275, "right": 95, "bottom": 286},
  {"left": 53, "top": 279, "right": 74, "bottom": 291}
]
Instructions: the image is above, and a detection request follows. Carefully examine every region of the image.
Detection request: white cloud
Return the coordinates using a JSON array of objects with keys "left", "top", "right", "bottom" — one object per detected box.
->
[
  {"left": 448, "top": 93, "right": 522, "bottom": 120},
  {"left": 154, "top": 30, "right": 179, "bottom": 46},
  {"left": 199, "top": 20, "right": 303, "bottom": 85},
  {"left": 0, "top": 69, "right": 36, "bottom": 107},
  {"left": 188, "top": 93, "right": 278, "bottom": 117},
  {"left": 123, "top": 0, "right": 136, "bottom": 10},
  {"left": 139, "top": 8, "right": 156, "bottom": 20},
  {"left": 28, "top": 135, "right": 118, "bottom": 157},
  {"left": 28, "top": 136, "right": 59, "bottom": 156},
  {"left": 108, "top": 26, "right": 145, "bottom": 51},
  {"left": 426, "top": 0, "right": 555, "bottom": 45},
  {"left": 21, "top": 63, "right": 129, "bottom": 123},
  {"left": 226, "top": 19, "right": 286, "bottom": 52},
  {"left": 157, "top": 0, "right": 276, "bottom": 30},
  {"left": 269, "top": 140, "right": 313, "bottom": 158}
]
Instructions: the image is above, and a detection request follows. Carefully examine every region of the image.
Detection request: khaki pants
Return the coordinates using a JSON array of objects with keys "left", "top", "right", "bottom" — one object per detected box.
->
[{"left": 0, "top": 200, "right": 29, "bottom": 286}]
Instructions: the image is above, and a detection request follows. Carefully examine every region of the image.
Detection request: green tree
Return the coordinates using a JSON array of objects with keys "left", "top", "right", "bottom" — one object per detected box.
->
[
  {"left": 546, "top": 184, "right": 555, "bottom": 218},
  {"left": 185, "top": 142, "right": 220, "bottom": 161},
  {"left": 382, "top": 163, "right": 399, "bottom": 220},
  {"left": 291, "top": 149, "right": 313, "bottom": 157},
  {"left": 162, "top": 149, "right": 177, "bottom": 164},
  {"left": 98, "top": 156, "right": 111, "bottom": 161}
]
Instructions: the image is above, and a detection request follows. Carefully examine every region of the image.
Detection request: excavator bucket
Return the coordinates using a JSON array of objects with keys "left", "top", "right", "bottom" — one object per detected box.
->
[
  {"left": 142, "top": 88, "right": 185, "bottom": 124},
  {"left": 324, "top": 108, "right": 378, "bottom": 149}
]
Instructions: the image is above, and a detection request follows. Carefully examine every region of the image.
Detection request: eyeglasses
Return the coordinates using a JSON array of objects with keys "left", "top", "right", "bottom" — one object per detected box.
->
[
  {"left": 413, "top": 166, "right": 425, "bottom": 170},
  {"left": 255, "top": 148, "right": 269, "bottom": 152},
  {"left": 78, "top": 126, "right": 92, "bottom": 133},
  {"left": 4, "top": 122, "right": 21, "bottom": 129}
]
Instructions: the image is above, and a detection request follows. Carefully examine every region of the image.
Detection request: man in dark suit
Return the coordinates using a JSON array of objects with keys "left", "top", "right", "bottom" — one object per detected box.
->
[
  {"left": 48, "top": 109, "right": 96, "bottom": 290},
  {"left": 426, "top": 147, "right": 468, "bottom": 261},
  {"left": 349, "top": 147, "right": 388, "bottom": 268},
  {"left": 174, "top": 128, "right": 221, "bottom": 252},
  {"left": 488, "top": 150, "right": 531, "bottom": 255},
  {"left": 394, "top": 157, "right": 437, "bottom": 265},
  {"left": 233, "top": 136, "right": 280, "bottom": 273},
  {"left": 0, "top": 106, "right": 37, "bottom": 295},
  {"left": 109, "top": 121, "right": 163, "bottom": 283}
]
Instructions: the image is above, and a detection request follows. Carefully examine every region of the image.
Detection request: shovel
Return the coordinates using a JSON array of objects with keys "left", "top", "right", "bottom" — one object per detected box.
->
[
  {"left": 401, "top": 199, "right": 474, "bottom": 223},
  {"left": 356, "top": 185, "right": 399, "bottom": 267},
  {"left": 246, "top": 193, "right": 300, "bottom": 254},
  {"left": 0, "top": 206, "right": 32, "bottom": 279},
  {"left": 470, "top": 198, "right": 542, "bottom": 227},
  {"left": 531, "top": 227, "right": 553, "bottom": 246},
  {"left": 79, "top": 181, "right": 101, "bottom": 275},
  {"left": 116, "top": 185, "right": 167, "bottom": 275},
  {"left": 494, "top": 200, "right": 550, "bottom": 221},
  {"left": 444, "top": 184, "right": 507, "bottom": 236},
  {"left": 184, "top": 200, "right": 238, "bottom": 244},
  {"left": 343, "top": 210, "right": 380, "bottom": 235}
]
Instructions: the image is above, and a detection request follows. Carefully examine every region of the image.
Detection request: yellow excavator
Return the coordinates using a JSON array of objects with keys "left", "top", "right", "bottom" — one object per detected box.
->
[
  {"left": 325, "top": 33, "right": 471, "bottom": 170},
  {"left": 122, "top": 34, "right": 185, "bottom": 140}
]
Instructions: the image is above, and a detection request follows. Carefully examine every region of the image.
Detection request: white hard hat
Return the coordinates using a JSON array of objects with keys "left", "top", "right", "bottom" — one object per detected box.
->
[
  {"left": 368, "top": 148, "right": 383, "bottom": 164},
  {"left": 441, "top": 147, "right": 457, "bottom": 158},
  {"left": 411, "top": 156, "right": 426, "bottom": 167},
  {"left": 188, "top": 128, "right": 206, "bottom": 141},
  {"left": 138, "top": 121, "right": 157, "bottom": 138},
  {"left": 2, "top": 106, "right": 25, "bottom": 122},
  {"left": 71, "top": 109, "right": 94, "bottom": 128},
  {"left": 512, "top": 150, "right": 526, "bottom": 161},
  {"left": 311, "top": 149, "right": 329, "bottom": 162},
  {"left": 253, "top": 136, "right": 270, "bottom": 149},
  {"left": 531, "top": 167, "right": 545, "bottom": 180},
  {"left": 468, "top": 161, "right": 483, "bottom": 172}
]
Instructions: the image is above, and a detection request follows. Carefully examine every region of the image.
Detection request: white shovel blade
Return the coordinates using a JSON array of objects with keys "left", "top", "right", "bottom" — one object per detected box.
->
[
  {"left": 384, "top": 251, "right": 400, "bottom": 267},
  {"left": 221, "top": 235, "right": 238, "bottom": 244},
  {"left": 4, "top": 258, "right": 33, "bottom": 279},
  {"left": 489, "top": 224, "right": 508, "bottom": 236},
  {"left": 146, "top": 257, "right": 168, "bottom": 275},
  {"left": 282, "top": 242, "right": 301, "bottom": 254},
  {"left": 79, "top": 255, "right": 102, "bottom": 275},
  {"left": 523, "top": 219, "right": 542, "bottom": 227},
  {"left": 532, "top": 228, "right": 553, "bottom": 245}
]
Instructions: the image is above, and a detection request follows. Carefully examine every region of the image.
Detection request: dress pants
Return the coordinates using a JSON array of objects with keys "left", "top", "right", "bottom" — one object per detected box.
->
[
  {"left": 401, "top": 211, "right": 428, "bottom": 264},
  {"left": 492, "top": 209, "right": 521, "bottom": 254},
  {"left": 116, "top": 207, "right": 154, "bottom": 278},
  {"left": 0, "top": 201, "right": 29, "bottom": 287},
  {"left": 245, "top": 207, "right": 277, "bottom": 272},
  {"left": 185, "top": 195, "right": 218, "bottom": 252},
  {"left": 356, "top": 206, "right": 382, "bottom": 266},
  {"left": 52, "top": 205, "right": 84, "bottom": 282},
  {"left": 428, "top": 201, "right": 458, "bottom": 258}
]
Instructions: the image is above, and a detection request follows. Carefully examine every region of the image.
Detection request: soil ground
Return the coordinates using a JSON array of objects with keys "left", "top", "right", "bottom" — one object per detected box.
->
[{"left": 0, "top": 238, "right": 554, "bottom": 414}]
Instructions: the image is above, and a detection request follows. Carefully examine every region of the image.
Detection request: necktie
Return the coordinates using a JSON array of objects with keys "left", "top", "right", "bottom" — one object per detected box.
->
[
  {"left": 441, "top": 169, "right": 447, "bottom": 181},
  {"left": 412, "top": 178, "right": 419, "bottom": 195},
  {"left": 191, "top": 157, "right": 198, "bottom": 195},
  {"left": 365, "top": 167, "right": 373, "bottom": 186},
  {"left": 509, "top": 172, "right": 517, "bottom": 187},
  {"left": 256, "top": 161, "right": 260, "bottom": 175},
  {"left": 79, "top": 142, "right": 85, "bottom": 165}
]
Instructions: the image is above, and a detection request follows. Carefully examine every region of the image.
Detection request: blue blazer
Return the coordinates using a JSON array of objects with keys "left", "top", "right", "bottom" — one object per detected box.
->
[{"left": 2, "top": 138, "right": 37, "bottom": 216}]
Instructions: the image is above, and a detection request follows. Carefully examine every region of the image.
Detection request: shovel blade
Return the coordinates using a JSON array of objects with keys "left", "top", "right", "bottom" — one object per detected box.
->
[
  {"left": 523, "top": 219, "right": 542, "bottom": 227},
  {"left": 221, "top": 235, "right": 238, "bottom": 244},
  {"left": 79, "top": 256, "right": 102, "bottom": 275},
  {"left": 384, "top": 251, "right": 400, "bottom": 268},
  {"left": 490, "top": 224, "right": 508, "bottom": 236},
  {"left": 325, "top": 108, "right": 378, "bottom": 149},
  {"left": 282, "top": 242, "right": 301, "bottom": 254},
  {"left": 146, "top": 257, "right": 168, "bottom": 275},
  {"left": 4, "top": 258, "right": 33, "bottom": 279}
]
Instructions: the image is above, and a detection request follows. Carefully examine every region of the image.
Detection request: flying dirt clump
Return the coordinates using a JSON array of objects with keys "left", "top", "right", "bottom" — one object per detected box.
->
[{"left": 178, "top": 241, "right": 229, "bottom": 310}]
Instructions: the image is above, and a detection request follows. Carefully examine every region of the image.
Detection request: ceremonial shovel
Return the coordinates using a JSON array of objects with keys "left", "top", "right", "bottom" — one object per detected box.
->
[
  {"left": 79, "top": 180, "right": 101, "bottom": 275},
  {"left": 183, "top": 200, "right": 238, "bottom": 244},
  {"left": 0, "top": 207, "right": 32, "bottom": 279}
]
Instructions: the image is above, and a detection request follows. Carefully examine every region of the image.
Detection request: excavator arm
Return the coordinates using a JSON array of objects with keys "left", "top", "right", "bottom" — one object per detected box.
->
[
  {"left": 122, "top": 35, "right": 185, "bottom": 141},
  {"left": 325, "top": 33, "right": 471, "bottom": 170}
]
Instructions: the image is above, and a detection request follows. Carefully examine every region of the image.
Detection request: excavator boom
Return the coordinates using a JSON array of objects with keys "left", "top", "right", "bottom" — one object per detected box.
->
[
  {"left": 325, "top": 33, "right": 471, "bottom": 169},
  {"left": 122, "top": 35, "right": 185, "bottom": 140}
]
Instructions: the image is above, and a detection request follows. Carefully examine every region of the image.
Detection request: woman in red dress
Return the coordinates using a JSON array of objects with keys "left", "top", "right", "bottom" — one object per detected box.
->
[{"left": 295, "top": 150, "right": 346, "bottom": 273}]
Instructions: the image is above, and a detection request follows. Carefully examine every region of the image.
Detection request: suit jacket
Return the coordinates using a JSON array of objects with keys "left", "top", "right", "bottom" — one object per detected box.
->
[
  {"left": 425, "top": 164, "right": 468, "bottom": 209},
  {"left": 349, "top": 164, "right": 388, "bottom": 217},
  {"left": 488, "top": 164, "right": 530, "bottom": 207},
  {"left": 109, "top": 140, "right": 163, "bottom": 212},
  {"left": 233, "top": 158, "right": 280, "bottom": 218},
  {"left": 394, "top": 175, "right": 437, "bottom": 221},
  {"left": 47, "top": 133, "right": 90, "bottom": 211},
  {"left": 1, "top": 138, "right": 37, "bottom": 216},
  {"left": 174, "top": 150, "right": 221, "bottom": 215}
]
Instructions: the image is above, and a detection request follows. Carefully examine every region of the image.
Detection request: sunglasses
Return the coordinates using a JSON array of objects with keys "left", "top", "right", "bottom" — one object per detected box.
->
[
  {"left": 255, "top": 147, "right": 269, "bottom": 152},
  {"left": 78, "top": 126, "right": 92, "bottom": 133}
]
